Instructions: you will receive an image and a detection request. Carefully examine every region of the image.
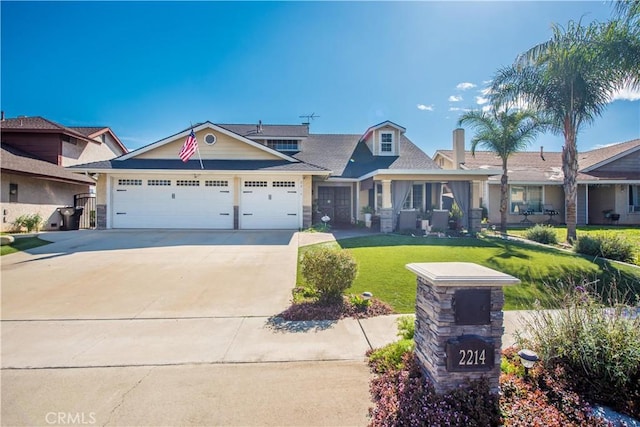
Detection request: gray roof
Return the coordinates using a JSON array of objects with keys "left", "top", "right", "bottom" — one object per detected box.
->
[
  {"left": 1, "top": 144, "right": 96, "bottom": 184},
  {"left": 218, "top": 123, "right": 309, "bottom": 139},
  {"left": 1, "top": 116, "right": 90, "bottom": 140},
  {"left": 70, "top": 158, "right": 328, "bottom": 173},
  {"left": 293, "top": 134, "right": 440, "bottom": 178}
]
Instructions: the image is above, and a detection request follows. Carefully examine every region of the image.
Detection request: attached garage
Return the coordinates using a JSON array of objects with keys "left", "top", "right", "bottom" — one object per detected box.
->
[
  {"left": 240, "top": 178, "right": 301, "bottom": 229},
  {"left": 111, "top": 176, "right": 234, "bottom": 229}
]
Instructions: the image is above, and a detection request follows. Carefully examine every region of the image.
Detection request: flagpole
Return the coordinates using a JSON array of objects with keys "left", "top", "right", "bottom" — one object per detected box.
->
[{"left": 191, "top": 122, "right": 204, "bottom": 170}]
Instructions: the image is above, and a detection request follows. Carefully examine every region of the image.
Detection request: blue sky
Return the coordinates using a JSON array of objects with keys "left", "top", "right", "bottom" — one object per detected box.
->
[{"left": 2, "top": 1, "right": 638, "bottom": 157}]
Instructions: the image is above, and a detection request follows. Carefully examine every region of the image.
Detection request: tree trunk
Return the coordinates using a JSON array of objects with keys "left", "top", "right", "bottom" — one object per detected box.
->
[
  {"left": 500, "top": 161, "right": 509, "bottom": 235},
  {"left": 563, "top": 120, "right": 579, "bottom": 243}
]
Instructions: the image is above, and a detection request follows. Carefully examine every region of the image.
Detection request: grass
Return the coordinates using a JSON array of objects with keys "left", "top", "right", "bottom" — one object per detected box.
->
[
  {"left": 508, "top": 225, "right": 640, "bottom": 263},
  {"left": 1, "top": 236, "right": 51, "bottom": 256},
  {"left": 297, "top": 234, "right": 640, "bottom": 313}
]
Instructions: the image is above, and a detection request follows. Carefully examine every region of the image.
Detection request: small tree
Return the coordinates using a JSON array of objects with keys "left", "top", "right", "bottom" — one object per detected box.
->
[{"left": 300, "top": 247, "right": 358, "bottom": 303}]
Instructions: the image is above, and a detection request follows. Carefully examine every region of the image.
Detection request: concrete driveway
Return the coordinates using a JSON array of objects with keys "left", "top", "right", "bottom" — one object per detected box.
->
[
  {"left": 2, "top": 230, "right": 298, "bottom": 320},
  {"left": 1, "top": 230, "right": 391, "bottom": 426}
]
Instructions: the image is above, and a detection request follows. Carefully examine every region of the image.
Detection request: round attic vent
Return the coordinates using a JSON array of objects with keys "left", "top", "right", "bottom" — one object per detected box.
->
[{"left": 204, "top": 133, "right": 217, "bottom": 145}]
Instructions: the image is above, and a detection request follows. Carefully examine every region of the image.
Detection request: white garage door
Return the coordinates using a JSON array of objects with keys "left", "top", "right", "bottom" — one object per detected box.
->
[
  {"left": 112, "top": 177, "right": 234, "bottom": 229},
  {"left": 240, "top": 179, "right": 301, "bottom": 229}
]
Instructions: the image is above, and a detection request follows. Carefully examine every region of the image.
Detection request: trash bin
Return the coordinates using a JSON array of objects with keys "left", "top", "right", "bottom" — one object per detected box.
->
[{"left": 57, "top": 207, "right": 84, "bottom": 230}]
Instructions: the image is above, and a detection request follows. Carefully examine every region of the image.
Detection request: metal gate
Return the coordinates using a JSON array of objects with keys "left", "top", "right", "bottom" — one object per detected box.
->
[{"left": 74, "top": 193, "right": 97, "bottom": 229}]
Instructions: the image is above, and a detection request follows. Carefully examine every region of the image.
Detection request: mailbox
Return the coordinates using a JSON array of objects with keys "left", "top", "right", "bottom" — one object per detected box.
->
[{"left": 453, "top": 289, "right": 491, "bottom": 325}]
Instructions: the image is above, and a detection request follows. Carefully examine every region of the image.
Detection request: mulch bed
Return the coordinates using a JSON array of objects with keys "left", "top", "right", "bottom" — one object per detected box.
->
[{"left": 276, "top": 297, "right": 394, "bottom": 321}]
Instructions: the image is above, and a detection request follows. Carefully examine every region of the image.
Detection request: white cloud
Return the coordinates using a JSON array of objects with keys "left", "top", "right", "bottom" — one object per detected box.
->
[
  {"left": 448, "top": 95, "right": 463, "bottom": 102},
  {"left": 480, "top": 87, "right": 492, "bottom": 96},
  {"left": 449, "top": 107, "right": 472, "bottom": 112},
  {"left": 609, "top": 87, "right": 640, "bottom": 102},
  {"left": 456, "top": 82, "right": 477, "bottom": 91},
  {"left": 417, "top": 104, "right": 435, "bottom": 111},
  {"left": 482, "top": 105, "right": 493, "bottom": 113},
  {"left": 475, "top": 96, "right": 489, "bottom": 105}
]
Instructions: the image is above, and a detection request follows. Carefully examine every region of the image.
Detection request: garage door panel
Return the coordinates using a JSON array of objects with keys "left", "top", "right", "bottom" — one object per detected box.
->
[
  {"left": 112, "top": 177, "right": 233, "bottom": 229},
  {"left": 240, "top": 179, "right": 300, "bottom": 229}
]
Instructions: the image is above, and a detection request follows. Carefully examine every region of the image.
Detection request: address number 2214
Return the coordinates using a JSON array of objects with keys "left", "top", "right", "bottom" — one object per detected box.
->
[{"left": 459, "top": 349, "right": 486, "bottom": 366}]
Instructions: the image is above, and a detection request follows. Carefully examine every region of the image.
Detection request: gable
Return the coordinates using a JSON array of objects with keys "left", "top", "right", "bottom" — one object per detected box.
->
[
  {"left": 130, "top": 124, "right": 288, "bottom": 161},
  {"left": 590, "top": 148, "right": 640, "bottom": 173}
]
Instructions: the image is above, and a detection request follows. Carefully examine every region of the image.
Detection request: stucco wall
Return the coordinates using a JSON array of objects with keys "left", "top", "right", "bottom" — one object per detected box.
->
[
  {"left": 487, "top": 184, "right": 564, "bottom": 225},
  {"left": 1, "top": 172, "right": 89, "bottom": 231}
]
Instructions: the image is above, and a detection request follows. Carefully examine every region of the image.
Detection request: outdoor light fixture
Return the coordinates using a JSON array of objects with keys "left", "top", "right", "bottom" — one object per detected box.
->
[
  {"left": 362, "top": 292, "right": 373, "bottom": 300},
  {"left": 517, "top": 349, "right": 539, "bottom": 378}
]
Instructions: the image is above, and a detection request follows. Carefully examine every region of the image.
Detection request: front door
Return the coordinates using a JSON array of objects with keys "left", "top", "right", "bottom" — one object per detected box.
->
[{"left": 317, "top": 186, "right": 351, "bottom": 225}]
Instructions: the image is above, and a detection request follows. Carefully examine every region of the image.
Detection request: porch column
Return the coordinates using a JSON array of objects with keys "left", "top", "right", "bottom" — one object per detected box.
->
[{"left": 380, "top": 179, "right": 393, "bottom": 233}]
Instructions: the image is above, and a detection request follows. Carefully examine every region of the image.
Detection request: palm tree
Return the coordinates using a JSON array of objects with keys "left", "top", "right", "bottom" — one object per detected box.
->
[
  {"left": 490, "top": 19, "right": 638, "bottom": 242},
  {"left": 458, "top": 109, "right": 548, "bottom": 234}
]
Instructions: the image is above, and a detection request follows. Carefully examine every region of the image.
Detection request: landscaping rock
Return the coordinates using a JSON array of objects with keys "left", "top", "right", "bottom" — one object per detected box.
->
[{"left": 0, "top": 235, "right": 15, "bottom": 246}]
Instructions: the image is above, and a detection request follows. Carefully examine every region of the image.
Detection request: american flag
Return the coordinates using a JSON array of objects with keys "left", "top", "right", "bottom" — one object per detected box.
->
[{"left": 179, "top": 130, "right": 198, "bottom": 162}]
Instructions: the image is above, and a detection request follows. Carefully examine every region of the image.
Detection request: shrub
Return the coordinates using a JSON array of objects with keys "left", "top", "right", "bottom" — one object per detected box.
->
[
  {"left": 13, "top": 213, "right": 43, "bottom": 232},
  {"left": 367, "top": 339, "right": 415, "bottom": 374},
  {"left": 525, "top": 224, "right": 558, "bottom": 245},
  {"left": 396, "top": 316, "right": 415, "bottom": 340},
  {"left": 518, "top": 284, "right": 640, "bottom": 417},
  {"left": 574, "top": 233, "right": 635, "bottom": 263},
  {"left": 300, "top": 247, "right": 357, "bottom": 303},
  {"left": 368, "top": 352, "right": 500, "bottom": 427}
]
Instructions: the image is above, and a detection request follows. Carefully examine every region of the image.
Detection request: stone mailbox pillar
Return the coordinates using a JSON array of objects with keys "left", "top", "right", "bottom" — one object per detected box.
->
[{"left": 406, "top": 262, "right": 520, "bottom": 394}]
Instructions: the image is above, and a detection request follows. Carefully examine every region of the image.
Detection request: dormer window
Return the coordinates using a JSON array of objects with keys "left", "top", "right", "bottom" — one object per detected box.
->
[
  {"left": 266, "top": 139, "right": 299, "bottom": 152},
  {"left": 380, "top": 132, "right": 393, "bottom": 153}
]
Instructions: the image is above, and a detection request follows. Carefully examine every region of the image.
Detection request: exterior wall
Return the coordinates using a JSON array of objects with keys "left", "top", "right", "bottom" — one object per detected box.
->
[
  {"left": 1, "top": 132, "right": 61, "bottom": 164},
  {"left": 358, "top": 188, "right": 370, "bottom": 221},
  {"left": 302, "top": 176, "right": 313, "bottom": 227},
  {"left": 136, "top": 129, "right": 280, "bottom": 160},
  {"left": 588, "top": 184, "right": 639, "bottom": 225},
  {"left": 615, "top": 184, "right": 640, "bottom": 225},
  {"left": 0, "top": 172, "right": 89, "bottom": 231},
  {"left": 61, "top": 137, "right": 123, "bottom": 166}
]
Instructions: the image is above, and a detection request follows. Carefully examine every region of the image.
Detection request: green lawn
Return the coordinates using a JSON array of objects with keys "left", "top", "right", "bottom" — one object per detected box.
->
[
  {"left": 297, "top": 234, "right": 640, "bottom": 313},
  {"left": 0, "top": 236, "right": 51, "bottom": 256}
]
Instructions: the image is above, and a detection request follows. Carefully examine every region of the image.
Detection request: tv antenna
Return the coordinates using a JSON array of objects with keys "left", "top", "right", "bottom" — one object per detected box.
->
[{"left": 299, "top": 112, "right": 320, "bottom": 125}]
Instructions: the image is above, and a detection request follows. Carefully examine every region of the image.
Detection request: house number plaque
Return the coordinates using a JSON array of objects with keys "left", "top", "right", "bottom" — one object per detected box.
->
[{"left": 446, "top": 335, "right": 494, "bottom": 372}]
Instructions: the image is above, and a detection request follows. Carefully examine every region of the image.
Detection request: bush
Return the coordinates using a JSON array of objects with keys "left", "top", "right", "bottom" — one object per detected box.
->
[
  {"left": 396, "top": 316, "right": 415, "bottom": 340},
  {"left": 367, "top": 339, "right": 414, "bottom": 374},
  {"left": 13, "top": 213, "right": 43, "bottom": 232},
  {"left": 525, "top": 224, "right": 558, "bottom": 245},
  {"left": 518, "top": 284, "right": 640, "bottom": 417},
  {"left": 368, "top": 352, "right": 500, "bottom": 427},
  {"left": 300, "top": 247, "right": 357, "bottom": 303},
  {"left": 574, "top": 233, "right": 635, "bottom": 263}
]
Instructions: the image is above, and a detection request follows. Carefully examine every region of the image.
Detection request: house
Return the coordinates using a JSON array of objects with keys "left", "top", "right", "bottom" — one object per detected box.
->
[
  {"left": 1, "top": 115, "right": 127, "bottom": 231},
  {"left": 433, "top": 132, "right": 640, "bottom": 226},
  {"left": 71, "top": 121, "right": 499, "bottom": 231}
]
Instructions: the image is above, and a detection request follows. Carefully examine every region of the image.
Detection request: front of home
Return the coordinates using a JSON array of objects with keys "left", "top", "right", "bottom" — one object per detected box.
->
[
  {"left": 72, "top": 121, "right": 499, "bottom": 232},
  {"left": 433, "top": 134, "right": 640, "bottom": 226}
]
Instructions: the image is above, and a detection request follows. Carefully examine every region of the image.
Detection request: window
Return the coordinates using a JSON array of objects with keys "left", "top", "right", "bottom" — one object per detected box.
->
[
  {"left": 380, "top": 132, "right": 393, "bottom": 153},
  {"left": 204, "top": 133, "right": 217, "bottom": 145},
  {"left": 176, "top": 180, "right": 200, "bottom": 186},
  {"left": 402, "top": 184, "right": 424, "bottom": 210},
  {"left": 266, "top": 140, "right": 299, "bottom": 151},
  {"left": 205, "top": 180, "right": 228, "bottom": 187},
  {"left": 118, "top": 179, "right": 142, "bottom": 186},
  {"left": 9, "top": 183, "right": 18, "bottom": 203},
  {"left": 147, "top": 180, "right": 171, "bottom": 186},
  {"left": 273, "top": 181, "right": 295, "bottom": 188},
  {"left": 630, "top": 185, "right": 640, "bottom": 213},
  {"left": 244, "top": 181, "right": 267, "bottom": 187},
  {"left": 510, "top": 185, "right": 543, "bottom": 213}
]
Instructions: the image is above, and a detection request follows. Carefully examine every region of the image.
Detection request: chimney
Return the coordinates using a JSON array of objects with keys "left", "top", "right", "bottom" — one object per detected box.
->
[
  {"left": 257, "top": 120, "right": 263, "bottom": 134},
  {"left": 452, "top": 128, "right": 465, "bottom": 170},
  {"left": 540, "top": 146, "right": 546, "bottom": 161}
]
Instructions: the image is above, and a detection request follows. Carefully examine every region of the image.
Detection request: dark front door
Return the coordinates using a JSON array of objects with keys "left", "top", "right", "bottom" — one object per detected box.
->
[{"left": 317, "top": 186, "right": 351, "bottom": 225}]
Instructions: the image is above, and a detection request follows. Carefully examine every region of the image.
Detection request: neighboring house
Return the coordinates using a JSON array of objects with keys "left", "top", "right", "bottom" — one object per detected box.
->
[
  {"left": 71, "top": 121, "right": 498, "bottom": 231},
  {"left": 433, "top": 133, "right": 640, "bottom": 226},
  {"left": 1, "top": 115, "right": 128, "bottom": 231}
]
